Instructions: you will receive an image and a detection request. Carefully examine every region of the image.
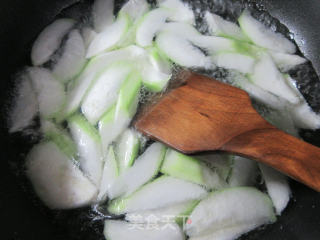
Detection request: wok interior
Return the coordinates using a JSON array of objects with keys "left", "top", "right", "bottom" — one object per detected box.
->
[{"left": 1, "top": 0, "right": 320, "bottom": 239}]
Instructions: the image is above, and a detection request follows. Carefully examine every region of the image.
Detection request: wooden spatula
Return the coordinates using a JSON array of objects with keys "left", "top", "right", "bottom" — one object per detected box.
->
[{"left": 135, "top": 71, "right": 320, "bottom": 192}]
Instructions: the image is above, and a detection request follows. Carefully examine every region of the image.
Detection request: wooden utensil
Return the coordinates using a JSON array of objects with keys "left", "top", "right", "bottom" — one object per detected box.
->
[{"left": 135, "top": 71, "right": 320, "bottom": 192}]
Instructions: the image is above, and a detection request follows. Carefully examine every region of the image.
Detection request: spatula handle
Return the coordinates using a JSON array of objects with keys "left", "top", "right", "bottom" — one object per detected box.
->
[{"left": 221, "top": 127, "right": 320, "bottom": 191}]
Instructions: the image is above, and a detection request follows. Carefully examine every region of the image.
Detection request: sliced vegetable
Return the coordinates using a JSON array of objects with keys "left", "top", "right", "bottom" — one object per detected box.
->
[
  {"left": 259, "top": 164, "right": 291, "bottom": 215},
  {"left": 156, "top": 32, "right": 213, "bottom": 69},
  {"left": 231, "top": 71, "right": 288, "bottom": 111},
  {"left": 264, "top": 107, "right": 299, "bottom": 137},
  {"left": 117, "top": 0, "right": 150, "bottom": 47},
  {"left": 26, "top": 141, "right": 97, "bottom": 209},
  {"left": 140, "top": 53, "right": 172, "bottom": 92},
  {"left": 193, "top": 35, "right": 238, "bottom": 55},
  {"left": 63, "top": 45, "right": 145, "bottom": 118},
  {"left": 160, "top": 22, "right": 235, "bottom": 56},
  {"left": 205, "top": 11, "right": 248, "bottom": 41},
  {"left": 41, "top": 120, "right": 77, "bottom": 160},
  {"left": 161, "top": 149, "right": 226, "bottom": 190},
  {"left": 28, "top": 67, "right": 65, "bottom": 119},
  {"left": 81, "top": 27, "right": 97, "bottom": 49},
  {"left": 9, "top": 74, "right": 38, "bottom": 133},
  {"left": 81, "top": 62, "right": 133, "bottom": 124},
  {"left": 269, "top": 51, "right": 306, "bottom": 72},
  {"left": 108, "top": 176, "right": 208, "bottom": 214},
  {"left": 108, "top": 143, "right": 166, "bottom": 199},
  {"left": 158, "top": 0, "right": 195, "bottom": 25},
  {"left": 92, "top": 0, "right": 114, "bottom": 33},
  {"left": 249, "top": 53, "right": 302, "bottom": 105},
  {"left": 125, "top": 200, "right": 198, "bottom": 224},
  {"left": 31, "top": 18, "right": 75, "bottom": 66},
  {"left": 120, "top": 0, "right": 150, "bottom": 23},
  {"left": 185, "top": 187, "right": 276, "bottom": 237},
  {"left": 52, "top": 29, "right": 86, "bottom": 83},
  {"left": 114, "top": 71, "right": 142, "bottom": 122},
  {"left": 238, "top": 10, "right": 296, "bottom": 54},
  {"left": 212, "top": 52, "right": 256, "bottom": 74},
  {"left": 99, "top": 105, "right": 124, "bottom": 154},
  {"left": 115, "top": 129, "right": 140, "bottom": 174},
  {"left": 136, "top": 8, "right": 171, "bottom": 47},
  {"left": 290, "top": 101, "right": 320, "bottom": 130},
  {"left": 97, "top": 146, "right": 119, "bottom": 202},
  {"left": 228, "top": 156, "right": 258, "bottom": 187},
  {"left": 104, "top": 220, "right": 185, "bottom": 240},
  {"left": 87, "top": 12, "right": 130, "bottom": 58},
  {"left": 160, "top": 22, "right": 201, "bottom": 39},
  {"left": 195, "top": 153, "right": 233, "bottom": 181},
  {"left": 148, "top": 47, "right": 172, "bottom": 75},
  {"left": 69, "top": 114, "right": 103, "bottom": 186}
]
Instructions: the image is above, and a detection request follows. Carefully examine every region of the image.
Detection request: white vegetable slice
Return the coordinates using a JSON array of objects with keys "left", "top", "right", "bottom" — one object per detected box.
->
[
  {"left": 228, "top": 156, "right": 258, "bottom": 187},
  {"left": 136, "top": 8, "right": 171, "bottom": 47},
  {"left": 69, "top": 114, "right": 103, "bottom": 186},
  {"left": 9, "top": 74, "right": 38, "bottom": 133},
  {"left": 114, "top": 71, "right": 141, "bottom": 123},
  {"left": 63, "top": 45, "right": 146, "bottom": 117},
  {"left": 161, "top": 149, "right": 226, "bottom": 190},
  {"left": 212, "top": 52, "right": 256, "bottom": 74},
  {"left": 104, "top": 220, "right": 185, "bottom": 240},
  {"left": 97, "top": 146, "right": 119, "bottom": 202},
  {"left": 26, "top": 141, "right": 97, "bottom": 209},
  {"left": 109, "top": 143, "right": 166, "bottom": 199},
  {"left": 185, "top": 187, "right": 276, "bottom": 237},
  {"left": 41, "top": 120, "right": 77, "bottom": 160},
  {"left": 259, "top": 164, "right": 291, "bottom": 215},
  {"left": 99, "top": 105, "right": 118, "bottom": 149},
  {"left": 238, "top": 10, "right": 296, "bottom": 54},
  {"left": 52, "top": 29, "right": 86, "bottom": 83},
  {"left": 148, "top": 47, "right": 172, "bottom": 75},
  {"left": 249, "top": 53, "right": 302, "bottom": 105},
  {"left": 205, "top": 11, "right": 248, "bottom": 41},
  {"left": 269, "top": 51, "right": 307, "bottom": 72},
  {"left": 141, "top": 50, "right": 172, "bottom": 92},
  {"left": 195, "top": 153, "right": 233, "bottom": 181},
  {"left": 290, "top": 101, "right": 320, "bottom": 130},
  {"left": 120, "top": 0, "right": 150, "bottom": 23},
  {"left": 98, "top": 71, "right": 141, "bottom": 154},
  {"left": 115, "top": 129, "right": 140, "bottom": 174},
  {"left": 31, "top": 18, "right": 75, "bottom": 66},
  {"left": 28, "top": 67, "right": 65, "bottom": 119},
  {"left": 81, "top": 62, "right": 133, "bottom": 124},
  {"left": 92, "top": 0, "right": 114, "bottom": 33},
  {"left": 87, "top": 12, "right": 130, "bottom": 58},
  {"left": 264, "top": 107, "right": 299, "bottom": 137},
  {"left": 108, "top": 176, "right": 208, "bottom": 214},
  {"left": 117, "top": 0, "right": 150, "bottom": 47},
  {"left": 160, "top": 22, "right": 201, "bottom": 39},
  {"left": 193, "top": 35, "right": 238, "bottom": 55},
  {"left": 159, "top": 22, "right": 239, "bottom": 54},
  {"left": 156, "top": 32, "right": 213, "bottom": 69},
  {"left": 189, "top": 223, "right": 257, "bottom": 240},
  {"left": 81, "top": 27, "right": 97, "bottom": 49},
  {"left": 231, "top": 71, "right": 288, "bottom": 111},
  {"left": 125, "top": 200, "right": 198, "bottom": 224},
  {"left": 158, "top": 0, "right": 195, "bottom": 25}
]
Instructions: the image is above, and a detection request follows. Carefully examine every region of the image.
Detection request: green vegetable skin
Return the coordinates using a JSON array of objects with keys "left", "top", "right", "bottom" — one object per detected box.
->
[
  {"left": 161, "top": 150, "right": 205, "bottom": 185},
  {"left": 115, "top": 129, "right": 140, "bottom": 173}
]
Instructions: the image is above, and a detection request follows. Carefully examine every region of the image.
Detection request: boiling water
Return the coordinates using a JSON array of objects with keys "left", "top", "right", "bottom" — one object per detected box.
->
[{"left": 7, "top": 0, "right": 320, "bottom": 239}]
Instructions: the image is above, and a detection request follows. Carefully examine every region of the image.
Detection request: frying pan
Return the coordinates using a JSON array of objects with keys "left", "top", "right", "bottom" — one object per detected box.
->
[{"left": 0, "top": 0, "right": 320, "bottom": 239}]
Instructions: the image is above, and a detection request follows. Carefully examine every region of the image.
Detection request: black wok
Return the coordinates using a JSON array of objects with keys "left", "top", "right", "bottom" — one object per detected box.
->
[{"left": 0, "top": 0, "right": 320, "bottom": 239}]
